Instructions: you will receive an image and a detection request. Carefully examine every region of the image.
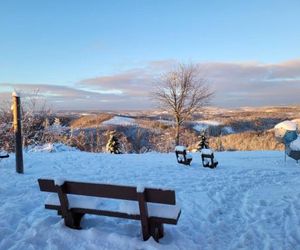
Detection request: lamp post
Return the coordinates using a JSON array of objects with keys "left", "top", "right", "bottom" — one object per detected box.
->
[{"left": 12, "top": 91, "right": 24, "bottom": 174}]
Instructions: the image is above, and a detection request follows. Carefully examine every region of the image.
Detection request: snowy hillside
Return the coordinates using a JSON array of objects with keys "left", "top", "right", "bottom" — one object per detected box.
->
[
  {"left": 1, "top": 148, "right": 300, "bottom": 250},
  {"left": 193, "top": 120, "right": 221, "bottom": 132},
  {"left": 102, "top": 116, "right": 136, "bottom": 126}
]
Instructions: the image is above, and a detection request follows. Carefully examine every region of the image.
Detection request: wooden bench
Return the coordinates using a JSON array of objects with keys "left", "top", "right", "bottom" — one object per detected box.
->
[
  {"left": 38, "top": 179, "right": 181, "bottom": 242},
  {"left": 0, "top": 154, "right": 9, "bottom": 159},
  {"left": 201, "top": 149, "right": 218, "bottom": 169},
  {"left": 175, "top": 146, "right": 192, "bottom": 166}
]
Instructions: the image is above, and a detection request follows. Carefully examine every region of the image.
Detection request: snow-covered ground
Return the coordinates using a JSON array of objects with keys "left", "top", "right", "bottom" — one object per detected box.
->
[
  {"left": 193, "top": 120, "right": 221, "bottom": 132},
  {"left": 102, "top": 116, "right": 136, "bottom": 126},
  {"left": 1, "top": 148, "right": 300, "bottom": 250},
  {"left": 158, "top": 119, "right": 175, "bottom": 125},
  {"left": 221, "top": 126, "right": 235, "bottom": 134}
]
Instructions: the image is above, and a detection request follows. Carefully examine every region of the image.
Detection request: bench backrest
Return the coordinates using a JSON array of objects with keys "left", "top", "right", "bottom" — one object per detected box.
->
[
  {"left": 0, "top": 154, "right": 9, "bottom": 159},
  {"left": 175, "top": 150, "right": 187, "bottom": 159},
  {"left": 201, "top": 153, "right": 214, "bottom": 159},
  {"left": 175, "top": 149, "right": 187, "bottom": 155},
  {"left": 38, "top": 179, "right": 176, "bottom": 205}
]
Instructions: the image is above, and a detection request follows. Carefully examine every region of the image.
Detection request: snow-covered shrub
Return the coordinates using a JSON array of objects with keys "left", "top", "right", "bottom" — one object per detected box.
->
[
  {"left": 149, "top": 128, "right": 175, "bottom": 152},
  {"left": 0, "top": 109, "right": 14, "bottom": 152},
  {"left": 0, "top": 90, "right": 65, "bottom": 152}
]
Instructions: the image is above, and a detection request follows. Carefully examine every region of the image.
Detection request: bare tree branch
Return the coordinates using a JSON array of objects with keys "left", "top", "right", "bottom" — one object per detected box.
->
[{"left": 152, "top": 63, "right": 214, "bottom": 145}]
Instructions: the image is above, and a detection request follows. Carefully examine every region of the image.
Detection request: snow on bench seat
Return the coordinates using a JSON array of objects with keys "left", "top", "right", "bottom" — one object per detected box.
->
[
  {"left": 175, "top": 145, "right": 186, "bottom": 151},
  {"left": 186, "top": 153, "right": 192, "bottom": 159},
  {"left": 201, "top": 148, "right": 213, "bottom": 154},
  {"left": 178, "top": 154, "right": 192, "bottom": 161},
  {"left": 201, "top": 149, "right": 217, "bottom": 160},
  {"left": 38, "top": 178, "right": 181, "bottom": 241},
  {"left": 45, "top": 193, "right": 181, "bottom": 220}
]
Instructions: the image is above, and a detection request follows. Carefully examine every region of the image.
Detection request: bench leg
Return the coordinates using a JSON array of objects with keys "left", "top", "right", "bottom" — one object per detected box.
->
[
  {"left": 73, "top": 212, "right": 84, "bottom": 229},
  {"left": 149, "top": 221, "right": 164, "bottom": 242},
  {"left": 64, "top": 212, "right": 84, "bottom": 229}
]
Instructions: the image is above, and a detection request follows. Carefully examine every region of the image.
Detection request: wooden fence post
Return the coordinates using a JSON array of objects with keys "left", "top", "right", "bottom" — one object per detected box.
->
[{"left": 12, "top": 92, "right": 24, "bottom": 174}]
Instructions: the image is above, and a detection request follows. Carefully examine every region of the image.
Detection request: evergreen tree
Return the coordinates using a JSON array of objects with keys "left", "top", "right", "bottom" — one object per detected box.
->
[
  {"left": 49, "top": 117, "right": 65, "bottom": 135},
  {"left": 197, "top": 131, "right": 209, "bottom": 151},
  {"left": 106, "top": 130, "right": 121, "bottom": 154},
  {"left": 43, "top": 118, "right": 50, "bottom": 129},
  {"left": 53, "top": 117, "right": 61, "bottom": 127}
]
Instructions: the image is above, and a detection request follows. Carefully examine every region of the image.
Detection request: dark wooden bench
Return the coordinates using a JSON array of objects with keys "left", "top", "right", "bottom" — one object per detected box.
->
[
  {"left": 0, "top": 154, "right": 9, "bottom": 159},
  {"left": 201, "top": 149, "right": 218, "bottom": 169},
  {"left": 175, "top": 146, "right": 192, "bottom": 166},
  {"left": 38, "top": 179, "right": 181, "bottom": 242}
]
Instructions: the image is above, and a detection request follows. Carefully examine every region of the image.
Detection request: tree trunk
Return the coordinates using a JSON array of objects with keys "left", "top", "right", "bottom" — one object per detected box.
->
[{"left": 175, "top": 123, "right": 180, "bottom": 146}]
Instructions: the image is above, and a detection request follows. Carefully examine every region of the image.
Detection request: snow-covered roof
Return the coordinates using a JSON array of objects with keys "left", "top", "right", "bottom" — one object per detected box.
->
[{"left": 274, "top": 120, "right": 297, "bottom": 131}]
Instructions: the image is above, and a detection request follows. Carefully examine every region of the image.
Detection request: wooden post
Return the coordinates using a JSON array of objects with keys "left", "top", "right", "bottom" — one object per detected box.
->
[
  {"left": 12, "top": 92, "right": 24, "bottom": 174},
  {"left": 137, "top": 189, "right": 150, "bottom": 241},
  {"left": 284, "top": 144, "right": 287, "bottom": 163}
]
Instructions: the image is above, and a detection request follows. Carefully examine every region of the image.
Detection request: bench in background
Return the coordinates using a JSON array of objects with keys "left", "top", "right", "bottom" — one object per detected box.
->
[
  {"left": 0, "top": 154, "right": 9, "bottom": 159},
  {"left": 201, "top": 148, "right": 218, "bottom": 168},
  {"left": 175, "top": 146, "right": 192, "bottom": 166}
]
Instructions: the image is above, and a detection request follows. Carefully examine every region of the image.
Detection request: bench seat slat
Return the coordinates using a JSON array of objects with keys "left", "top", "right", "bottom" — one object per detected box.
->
[
  {"left": 45, "top": 204, "right": 140, "bottom": 220},
  {"left": 150, "top": 209, "right": 181, "bottom": 225},
  {"left": 45, "top": 204, "right": 180, "bottom": 225},
  {"left": 72, "top": 208, "right": 141, "bottom": 220},
  {"left": 45, "top": 193, "right": 180, "bottom": 224}
]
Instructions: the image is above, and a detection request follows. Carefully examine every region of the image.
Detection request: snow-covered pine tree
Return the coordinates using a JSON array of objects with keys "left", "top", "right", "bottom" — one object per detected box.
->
[
  {"left": 106, "top": 130, "right": 121, "bottom": 154},
  {"left": 197, "top": 131, "right": 209, "bottom": 151},
  {"left": 48, "top": 117, "right": 65, "bottom": 135},
  {"left": 43, "top": 118, "right": 50, "bottom": 129},
  {"left": 53, "top": 117, "right": 61, "bottom": 127}
]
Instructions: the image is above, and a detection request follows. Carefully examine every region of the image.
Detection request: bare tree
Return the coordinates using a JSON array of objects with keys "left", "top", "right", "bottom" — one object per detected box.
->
[
  {"left": 153, "top": 63, "right": 213, "bottom": 145},
  {"left": 0, "top": 89, "right": 53, "bottom": 151}
]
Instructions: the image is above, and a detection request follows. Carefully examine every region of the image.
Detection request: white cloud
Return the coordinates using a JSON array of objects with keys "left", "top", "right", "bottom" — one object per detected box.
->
[{"left": 1, "top": 59, "right": 300, "bottom": 110}]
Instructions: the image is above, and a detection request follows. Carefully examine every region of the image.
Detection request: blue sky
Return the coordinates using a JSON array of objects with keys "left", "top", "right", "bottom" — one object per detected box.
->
[{"left": 1, "top": 0, "right": 300, "bottom": 110}]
